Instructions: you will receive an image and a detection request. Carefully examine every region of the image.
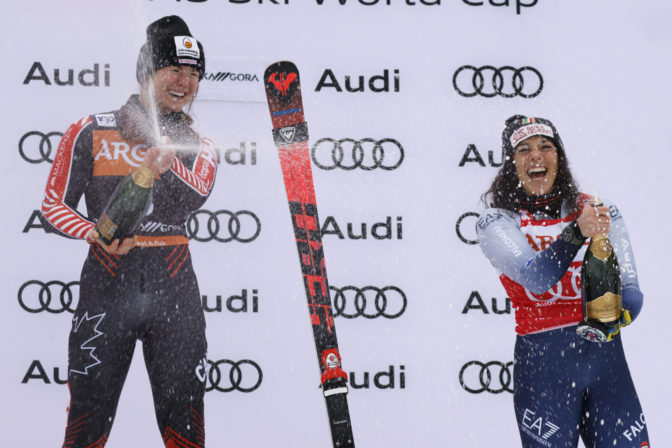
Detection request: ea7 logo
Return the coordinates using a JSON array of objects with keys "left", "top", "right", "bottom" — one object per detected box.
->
[
  {"left": 522, "top": 409, "right": 559, "bottom": 440},
  {"left": 280, "top": 126, "right": 296, "bottom": 143}
]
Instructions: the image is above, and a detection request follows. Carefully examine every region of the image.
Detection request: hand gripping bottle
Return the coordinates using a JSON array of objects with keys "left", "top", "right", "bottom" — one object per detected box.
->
[
  {"left": 576, "top": 228, "right": 623, "bottom": 342},
  {"left": 95, "top": 165, "right": 155, "bottom": 245}
]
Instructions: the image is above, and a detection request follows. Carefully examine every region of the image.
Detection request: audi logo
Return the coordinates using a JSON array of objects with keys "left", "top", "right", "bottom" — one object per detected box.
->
[
  {"left": 452, "top": 66, "right": 543, "bottom": 98},
  {"left": 311, "top": 138, "right": 404, "bottom": 171},
  {"left": 206, "top": 359, "right": 262, "bottom": 393},
  {"left": 459, "top": 361, "right": 514, "bottom": 394},
  {"left": 186, "top": 210, "right": 261, "bottom": 243},
  {"left": 19, "top": 131, "right": 63, "bottom": 164},
  {"left": 456, "top": 212, "right": 480, "bottom": 245},
  {"left": 18, "top": 280, "right": 79, "bottom": 314},
  {"left": 331, "top": 285, "right": 407, "bottom": 319}
]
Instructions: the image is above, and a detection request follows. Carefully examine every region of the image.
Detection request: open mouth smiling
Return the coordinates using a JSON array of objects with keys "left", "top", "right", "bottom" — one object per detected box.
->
[{"left": 528, "top": 167, "right": 547, "bottom": 179}]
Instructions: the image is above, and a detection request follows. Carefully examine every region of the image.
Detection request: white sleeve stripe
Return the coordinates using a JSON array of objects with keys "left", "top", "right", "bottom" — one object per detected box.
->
[{"left": 171, "top": 157, "right": 210, "bottom": 196}]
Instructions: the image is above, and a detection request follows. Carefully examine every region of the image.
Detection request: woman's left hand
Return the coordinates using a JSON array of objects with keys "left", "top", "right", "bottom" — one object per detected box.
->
[
  {"left": 86, "top": 228, "right": 137, "bottom": 255},
  {"left": 577, "top": 201, "right": 611, "bottom": 237}
]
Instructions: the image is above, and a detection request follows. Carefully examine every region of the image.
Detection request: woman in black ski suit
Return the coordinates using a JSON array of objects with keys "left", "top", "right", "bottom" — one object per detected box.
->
[{"left": 41, "top": 16, "right": 217, "bottom": 447}]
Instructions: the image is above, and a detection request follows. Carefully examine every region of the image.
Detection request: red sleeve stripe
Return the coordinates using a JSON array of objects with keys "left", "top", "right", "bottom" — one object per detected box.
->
[
  {"left": 169, "top": 138, "right": 217, "bottom": 196},
  {"left": 41, "top": 117, "right": 95, "bottom": 240}
]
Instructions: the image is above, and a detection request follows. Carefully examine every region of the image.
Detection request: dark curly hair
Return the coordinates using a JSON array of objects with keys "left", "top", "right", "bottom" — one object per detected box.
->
[{"left": 481, "top": 115, "right": 581, "bottom": 213}]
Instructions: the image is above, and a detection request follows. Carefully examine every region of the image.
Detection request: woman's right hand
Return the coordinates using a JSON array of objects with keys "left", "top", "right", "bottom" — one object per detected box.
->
[
  {"left": 576, "top": 200, "right": 611, "bottom": 238},
  {"left": 86, "top": 228, "right": 137, "bottom": 255},
  {"left": 142, "top": 137, "right": 175, "bottom": 174}
]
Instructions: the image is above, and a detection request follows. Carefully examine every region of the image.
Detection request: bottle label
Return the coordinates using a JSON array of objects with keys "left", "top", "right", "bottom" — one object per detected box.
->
[
  {"left": 96, "top": 212, "right": 118, "bottom": 241},
  {"left": 586, "top": 292, "right": 622, "bottom": 323},
  {"left": 132, "top": 166, "right": 155, "bottom": 188}
]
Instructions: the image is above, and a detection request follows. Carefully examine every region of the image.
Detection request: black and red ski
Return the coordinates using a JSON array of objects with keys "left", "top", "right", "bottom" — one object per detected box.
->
[{"left": 264, "top": 61, "right": 355, "bottom": 448}]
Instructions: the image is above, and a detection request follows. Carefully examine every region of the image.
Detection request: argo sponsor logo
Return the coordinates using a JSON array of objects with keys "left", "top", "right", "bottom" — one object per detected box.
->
[
  {"left": 452, "top": 65, "right": 543, "bottom": 98},
  {"left": 321, "top": 216, "right": 403, "bottom": 240},
  {"left": 462, "top": 0, "right": 538, "bottom": 15},
  {"left": 19, "top": 131, "right": 63, "bottom": 164},
  {"left": 202, "top": 289, "right": 259, "bottom": 313},
  {"left": 315, "top": 68, "right": 399, "bottom": 93},
  {"left": 311, "top": 138, "right": 404, "bottom": 171},
  {"left": 349, "top": 365, "right": 405, "bottom": 390},
  {"left": 18, "top": 280, "right": 79, "bottom": 314},
  {"left": 23, "top": 62, "right": 111, "bottom": 87},
  {"left": 459, "top": 360, "right": 513, "bottom": 394},
  {"left": 206, "top": 359, "right": 263, "bottom": 393},
  {"left": 458, "top": 144, "right": 505, "bottom": 167},
  {"left": 461, "top": 290, "right": 511, "bottom": 315},
  {"left": 456, "top": 211, "right": 479, "bottom": 245},
  {"left": 186, "top": 209, "right": 261, "bottom": 243},
  {"left": 331, "top": 285, "right": 407, "bottom": 319}
]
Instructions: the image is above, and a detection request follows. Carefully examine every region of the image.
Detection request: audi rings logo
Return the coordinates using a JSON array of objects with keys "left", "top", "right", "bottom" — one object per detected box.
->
[
  {"left": 331, "top": 285, "right": 407, "bottom": 319},
  {"left": 186, "top": 210, "right": 261, "bottom": 243},
  {"left": 459, "top": 361, "right": 514, "bottom": 394},
  {"left": 19, "top": 131, "right": 63, "bottom": 164},
  {"left": 311, "top": 138, "right": 404, "bottom": 171},
  {"left": 206, "top": 359, "right": 262, "bottom": 393},
  {"left": 18, "top": 280, "right": 79, "bottom": 313},
  {"left": 452, "top": 66, "right": 543, "bottom": 98}
]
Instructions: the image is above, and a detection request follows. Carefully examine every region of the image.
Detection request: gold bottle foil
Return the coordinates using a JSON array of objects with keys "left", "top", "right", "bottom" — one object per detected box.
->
[
  {"left": 96, "top": 212, "right": 117, "bottom": 241},
  {"left": 132, "top": 166, "right": 156, "bottom": 188},
  {"left": 589, "top": 234, "right": 612, "bottom": 262},
  {"left": 586, "top": 292, "right": 622, "bottom": 323}
]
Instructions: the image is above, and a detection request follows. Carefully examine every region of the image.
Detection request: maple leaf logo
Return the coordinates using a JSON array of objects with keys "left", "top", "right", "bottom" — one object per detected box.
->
[{"left": 70, "top": 312, "right": 106, "bottom": 376}]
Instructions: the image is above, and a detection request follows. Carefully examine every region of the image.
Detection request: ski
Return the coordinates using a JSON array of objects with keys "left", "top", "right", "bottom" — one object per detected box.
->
[{"left": 264, "top": 61, "right": 355, "bottom": 448}]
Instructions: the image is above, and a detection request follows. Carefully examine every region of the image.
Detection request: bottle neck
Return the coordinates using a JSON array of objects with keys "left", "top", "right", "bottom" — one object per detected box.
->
[
  {"left": 132, "top": 165, "right": 156, "bottom": 188},
  {"left": 589, "top": 234, "right": 612, "bottom": 261}
]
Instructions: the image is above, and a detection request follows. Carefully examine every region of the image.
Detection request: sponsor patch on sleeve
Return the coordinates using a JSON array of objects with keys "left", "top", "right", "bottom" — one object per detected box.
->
[
  {"left": 477, "top": 211, "right": 504, "bottom": 231},
  {"left": 94, "top": 113, "right": 116, "bottom": 128}
]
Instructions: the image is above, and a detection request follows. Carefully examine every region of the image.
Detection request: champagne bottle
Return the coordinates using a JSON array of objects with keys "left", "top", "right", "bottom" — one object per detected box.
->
[
  {"left": 577, "top": 232, "right": 623, "bottom": 342},
  {"left": 95, "top": 165, "right": 155, "bottom": 245}
]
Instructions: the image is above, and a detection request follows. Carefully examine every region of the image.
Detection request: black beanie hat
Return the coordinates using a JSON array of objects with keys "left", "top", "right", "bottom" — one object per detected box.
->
[
  {"left": 501, "top": 115, "right": 566, "bottom": 160},
  {"left": 136, "top": 15, "right": 205, "bottom": 82}
]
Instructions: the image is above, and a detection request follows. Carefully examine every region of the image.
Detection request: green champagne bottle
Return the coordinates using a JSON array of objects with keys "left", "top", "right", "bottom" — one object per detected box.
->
[
  {"left": 577, "top": 233, "right": 622, "bottom": 342},
  {"left": 95, "top": 165, "right": 155, "bottom": 245}
]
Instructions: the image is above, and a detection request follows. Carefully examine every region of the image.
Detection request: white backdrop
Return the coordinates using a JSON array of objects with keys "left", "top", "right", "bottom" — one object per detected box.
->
[{"left": 1, "top": 0, "right": 670, "bottom": 447}]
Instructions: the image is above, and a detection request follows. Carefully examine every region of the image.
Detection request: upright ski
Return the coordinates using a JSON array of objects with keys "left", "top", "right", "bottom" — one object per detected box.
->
[{"left": 264, "top": 61, "right": 355, "bottom": 448}]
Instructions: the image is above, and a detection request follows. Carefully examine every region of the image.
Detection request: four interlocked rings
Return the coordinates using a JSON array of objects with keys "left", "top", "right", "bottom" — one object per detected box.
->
[
  {"left": 19, "top": 131, "right": 63, "bottom": 164},
  {"left": 331, "top": 285, "right": 407, "bottom": 319},
  {"left": 186, "top": 210, "right": 261, "bottom": 243},
  {"left": 206, "top": 359, "right": 263, "bottom": 393},
  {"left": 453, "top": 66, "right": 543, "bottom": 98},
  {"left": 311, "top": 138, "right": 404, "bottom": 171},
  {"left": 18, "top": 280, "right": 79, "bottom": 313},
  {"left": 459, "top": 360, "right": 514, "bottom": 394}
]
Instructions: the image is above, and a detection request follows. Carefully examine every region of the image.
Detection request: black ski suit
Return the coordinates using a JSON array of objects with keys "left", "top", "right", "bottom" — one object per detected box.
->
[{"left": 41, "top": 95, "right": 217, "bottom": 448}]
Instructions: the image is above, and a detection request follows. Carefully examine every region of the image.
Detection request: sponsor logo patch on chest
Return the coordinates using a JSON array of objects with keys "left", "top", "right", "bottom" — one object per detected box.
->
[{"left": 92, "top": 130, "right": 147, "bottom": 176}]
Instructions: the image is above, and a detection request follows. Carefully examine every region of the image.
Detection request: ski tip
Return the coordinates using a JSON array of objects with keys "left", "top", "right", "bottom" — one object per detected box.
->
[
  {"left": 265, "top": 60, "right": 298, "bottom": 72},
  {"left": 264, "top": 61, "right": 302, "bottom": 105}
]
